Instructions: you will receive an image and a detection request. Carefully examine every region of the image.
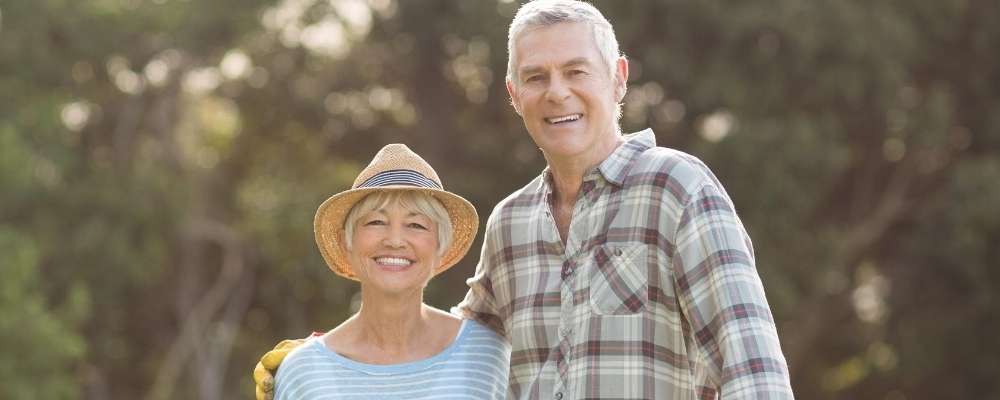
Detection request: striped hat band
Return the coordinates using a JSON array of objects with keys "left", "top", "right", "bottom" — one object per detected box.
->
[{"left": 356, "top": 169, "right": 441, "bottom": 190}]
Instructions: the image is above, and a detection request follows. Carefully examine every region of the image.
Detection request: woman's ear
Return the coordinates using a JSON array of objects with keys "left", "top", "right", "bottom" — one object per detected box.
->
[{"left": 339, "top": 229, "right": 350, "bottom": 253}]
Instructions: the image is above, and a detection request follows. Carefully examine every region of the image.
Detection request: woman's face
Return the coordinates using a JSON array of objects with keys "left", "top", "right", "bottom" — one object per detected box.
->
[{"left": 346, "top": 201, "right": 441, "bottom": 295}]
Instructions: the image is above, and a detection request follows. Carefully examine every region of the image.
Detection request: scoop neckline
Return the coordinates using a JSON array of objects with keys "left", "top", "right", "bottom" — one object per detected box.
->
[{"left": 315, "top": 318, "right": 470, "bottom": 375}]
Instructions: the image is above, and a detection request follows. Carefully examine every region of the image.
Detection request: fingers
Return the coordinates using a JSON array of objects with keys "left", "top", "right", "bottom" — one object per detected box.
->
[
  {"left": 254, "top": 337, "right": 308, "bottom": 399},
  {"left": 260, "top": 348, "right": 288, "bottom": 370},
  {"left": 261, "top": 339, "right": 305, "bottom": 369},
  {"left": 253, "top": 361, "right": 274, "bottom": 392},
  {"left": 255, "top": 384, "right": 273, "bottom": 400}
]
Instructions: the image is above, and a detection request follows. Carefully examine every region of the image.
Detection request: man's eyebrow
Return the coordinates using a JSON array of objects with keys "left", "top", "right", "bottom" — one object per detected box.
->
[
  {"left": 519, "top": 57, "right": 594, "bottom": 76},
  {"left": 562, "top": 57, "right": 591, "bottom": 68},
  {"left": 518, "top": 65, "right": 545, "bottom": 77}
]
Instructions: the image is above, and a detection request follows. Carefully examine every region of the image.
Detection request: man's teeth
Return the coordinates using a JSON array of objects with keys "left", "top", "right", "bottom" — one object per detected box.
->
[
  {"left": 376, "top": 257, "right": 412, "bottom": 266},
  {"left": 546, "top": 114, "right": 581, "bottom": 124}
]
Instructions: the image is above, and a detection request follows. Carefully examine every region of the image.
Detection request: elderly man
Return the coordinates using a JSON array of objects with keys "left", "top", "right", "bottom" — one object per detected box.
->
[{"left": 256, "top": 1, "right": 794, "bottom": 399}]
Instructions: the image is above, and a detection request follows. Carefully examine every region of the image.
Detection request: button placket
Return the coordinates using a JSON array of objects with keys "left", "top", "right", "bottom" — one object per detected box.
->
[
  {"left": 560, "top": 259, "right": 576, "bottom": 280},
  {"left": 556, "top": 258, "right": 577, "bottom": 394}
]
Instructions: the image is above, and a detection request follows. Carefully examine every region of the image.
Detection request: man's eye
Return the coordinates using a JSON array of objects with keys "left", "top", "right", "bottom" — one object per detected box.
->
[
  {"left": 526, "top": 75, "right": 543, "bottom": 83},
  {"left": 569, "top": 69, "right": 587, "bottom": 76}
]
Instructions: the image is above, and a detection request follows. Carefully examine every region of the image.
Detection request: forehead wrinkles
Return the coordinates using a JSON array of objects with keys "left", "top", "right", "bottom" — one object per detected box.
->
[
  {"left": 520, "top": 57, "right": 595, "bottom": 74},
  {"left": 513, "top": 24, "right": 608, "bottom": 76}
]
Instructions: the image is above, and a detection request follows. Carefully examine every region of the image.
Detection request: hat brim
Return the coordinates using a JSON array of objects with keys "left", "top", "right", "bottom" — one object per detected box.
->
[{"left": 314, "top": 185, "right": 479, "bottom": 281}]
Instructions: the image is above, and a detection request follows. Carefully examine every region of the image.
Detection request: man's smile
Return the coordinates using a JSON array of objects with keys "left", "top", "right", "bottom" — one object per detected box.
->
[{"left": 544, "top": 113, "right": 583, "bottom": 125}]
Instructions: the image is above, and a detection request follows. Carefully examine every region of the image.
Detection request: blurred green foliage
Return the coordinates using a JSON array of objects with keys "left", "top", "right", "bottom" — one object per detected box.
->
[{"left": 1, "top": 0, "right": 998, "bottom": 399}]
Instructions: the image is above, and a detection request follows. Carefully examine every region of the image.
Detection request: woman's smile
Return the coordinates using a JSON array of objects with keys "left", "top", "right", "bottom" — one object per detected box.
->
[{"left": 372, "top": 256, "right": 415, "bottom": 271}]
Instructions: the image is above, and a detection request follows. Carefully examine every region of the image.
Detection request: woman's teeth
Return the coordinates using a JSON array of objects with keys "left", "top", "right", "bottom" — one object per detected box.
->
[{"left": 375, "top": 257, "right": 412, "bottom": 267}]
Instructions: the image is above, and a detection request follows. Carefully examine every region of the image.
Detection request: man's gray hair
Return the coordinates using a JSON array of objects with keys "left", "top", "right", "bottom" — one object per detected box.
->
[{"left": 506, "top": 0, "right": 622, "bottom": 84}]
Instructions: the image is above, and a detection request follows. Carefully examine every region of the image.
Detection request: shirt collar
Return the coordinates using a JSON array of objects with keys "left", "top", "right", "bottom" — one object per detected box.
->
[
  {"left": 596, "top": 129, "right": 656, "bottom": 187},
  {"left": 541, "top": 129, "right": 656, "bottom": 192}
]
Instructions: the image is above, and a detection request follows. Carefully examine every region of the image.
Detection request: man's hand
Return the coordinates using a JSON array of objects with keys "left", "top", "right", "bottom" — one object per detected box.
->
[{"left": 252, "top": 338, "right": 308, "bottom": 400}]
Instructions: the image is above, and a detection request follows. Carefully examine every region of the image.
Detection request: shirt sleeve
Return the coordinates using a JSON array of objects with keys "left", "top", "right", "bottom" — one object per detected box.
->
[
  {"left": 452, "top": 211, "right": 507, "bottom": 339},
  {"left": 671, "top": 178, "right": 794, "bottom": 398},
  {"left": 272, "top": 341, "right": 311, "bottom": 400}
]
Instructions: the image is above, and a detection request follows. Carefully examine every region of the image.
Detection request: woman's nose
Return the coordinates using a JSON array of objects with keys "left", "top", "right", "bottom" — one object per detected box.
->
[{"left": 382, "top": 226, "right": 406, "bottom": 248}]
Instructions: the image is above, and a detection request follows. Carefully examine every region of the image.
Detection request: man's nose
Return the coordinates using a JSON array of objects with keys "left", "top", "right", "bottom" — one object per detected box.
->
[{"left": 545, "top": 76, "right": 571, "bottom": 103}]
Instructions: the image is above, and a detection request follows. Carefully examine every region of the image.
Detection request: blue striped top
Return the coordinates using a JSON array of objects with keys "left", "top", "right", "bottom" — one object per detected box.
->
[{"left": 274, "top": 319, "right": 510, "bottom": 400}]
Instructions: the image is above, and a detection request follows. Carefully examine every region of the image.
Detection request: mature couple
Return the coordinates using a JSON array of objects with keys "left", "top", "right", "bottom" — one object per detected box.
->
[{"left": 254, "top": 1, "right": 794, "bottom": 399}]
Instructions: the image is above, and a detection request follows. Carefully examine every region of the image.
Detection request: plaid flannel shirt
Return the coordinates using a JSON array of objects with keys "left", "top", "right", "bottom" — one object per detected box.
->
[{"left": 455, "top": 130, "right": 793, "bottom": 399}]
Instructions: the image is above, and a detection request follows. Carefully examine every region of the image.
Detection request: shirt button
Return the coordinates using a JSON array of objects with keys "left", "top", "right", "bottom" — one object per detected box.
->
[
  {"left": 614, "top": 248, "right": 623, "bottom": 256},
  {"left": 555, "top": 392, "right": 563, "bottom": 400}
]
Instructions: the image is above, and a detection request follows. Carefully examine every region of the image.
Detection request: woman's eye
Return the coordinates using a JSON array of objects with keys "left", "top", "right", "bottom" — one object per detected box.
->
[
  {"left": 365, "top": 219, "right": 386, "bottom": 226},
  {"left": 408, "top": 222, "right": 428, "bottom": 230}
]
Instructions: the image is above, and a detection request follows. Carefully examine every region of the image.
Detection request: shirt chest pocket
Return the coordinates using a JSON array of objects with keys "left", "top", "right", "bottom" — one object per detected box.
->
[{"left": 587, "top": 244, "right": 649, "bottom": 315}]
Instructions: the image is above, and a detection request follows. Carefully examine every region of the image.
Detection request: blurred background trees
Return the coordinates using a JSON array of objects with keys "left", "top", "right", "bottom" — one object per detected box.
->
[{"left": 1, "top": 0, "right": 997, "bottom": 398}]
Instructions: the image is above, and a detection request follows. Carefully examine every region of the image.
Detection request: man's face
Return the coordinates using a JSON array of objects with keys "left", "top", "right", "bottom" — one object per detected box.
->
[{"left": 507, "top": 22, "right": 627, "bottom": 165}]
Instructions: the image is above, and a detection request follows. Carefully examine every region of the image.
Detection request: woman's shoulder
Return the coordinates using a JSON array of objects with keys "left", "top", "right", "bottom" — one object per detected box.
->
[
  {"left": 459, "top": 319, "right": 510, "bottom": 353},
  {"left": 277, "top": 336, "right": 328, "bottom": 373},
  {"left": 462, "top": 318, "right": 494, "bottom": 335},
  {"left": 449, "top": 319, "right": 510, "bottom": 387},
  {"left": 273, "top": 337, "right": 338, "bottom": 396},
  {"left": 462, "top": 318, "right": 501, "bottom": 336}
]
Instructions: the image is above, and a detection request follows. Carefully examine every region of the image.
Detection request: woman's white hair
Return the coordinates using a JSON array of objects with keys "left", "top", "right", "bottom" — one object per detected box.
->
[
  {"left": 506, "top": 0, "right": 622, "bottom": 85},
  {"left": 342, "top": 191, "right": 453, "bottom": 256}
]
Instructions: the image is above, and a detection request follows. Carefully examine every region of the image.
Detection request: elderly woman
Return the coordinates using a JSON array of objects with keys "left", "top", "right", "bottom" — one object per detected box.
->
[{"left": 270, "top": 144, "right": 509, "bottom": 400}]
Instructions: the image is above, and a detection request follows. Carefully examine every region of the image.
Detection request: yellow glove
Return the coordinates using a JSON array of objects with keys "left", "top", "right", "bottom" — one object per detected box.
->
[{"left": 253, "top": 338, "right": 309, "bottom": 400}]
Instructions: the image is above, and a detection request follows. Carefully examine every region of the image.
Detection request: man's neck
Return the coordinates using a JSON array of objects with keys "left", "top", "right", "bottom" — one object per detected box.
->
[
  {"left": 544, "top": 134, "right": 625, "bottom": 243},
  {"left": 545, "top": 133, "right": 624, "bottom": 198}
]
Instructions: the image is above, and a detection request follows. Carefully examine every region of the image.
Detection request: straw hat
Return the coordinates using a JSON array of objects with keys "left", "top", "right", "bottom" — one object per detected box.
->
[{"left": 314, "top": 144, "right": 479, "bottom": 280}]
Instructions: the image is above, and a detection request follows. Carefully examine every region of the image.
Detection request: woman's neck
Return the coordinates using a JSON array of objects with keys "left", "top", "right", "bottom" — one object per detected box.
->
[
  {"left": 325, "top": 288, "right": 461, "bottom": 364},
  {"left": 354, "top": 292, "right": 429, "bottom": 356}
]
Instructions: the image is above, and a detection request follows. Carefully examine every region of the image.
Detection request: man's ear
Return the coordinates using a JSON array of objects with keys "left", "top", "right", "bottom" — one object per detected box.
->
[
  {"left": 506, "top": 78, "right": 522, "bottom": 116},
  {"left": 614, "top": 56, "right": 629, "bottom": 102}
]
